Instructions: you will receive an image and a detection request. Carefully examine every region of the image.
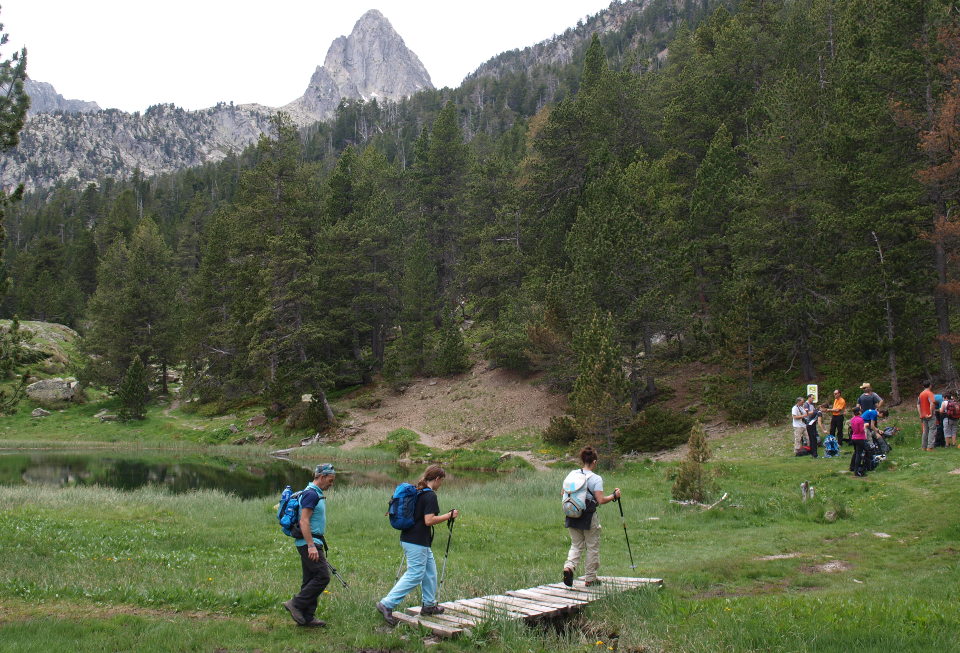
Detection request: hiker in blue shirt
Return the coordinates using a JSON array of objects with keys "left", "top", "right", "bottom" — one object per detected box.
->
[
  {"left": 283, "top": 463, "right": 336, "bottom": 628},
  {"left": 377, "top": 464, "right": 458, "bottom": 626}
]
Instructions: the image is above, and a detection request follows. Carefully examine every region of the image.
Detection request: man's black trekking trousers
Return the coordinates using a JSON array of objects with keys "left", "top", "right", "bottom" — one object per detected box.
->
[
  {"left": 293, "top": 543, "right": 331, "bottom": 621},
  {"left": 829, "top": 414, "right": 845, "bottom": 443}
]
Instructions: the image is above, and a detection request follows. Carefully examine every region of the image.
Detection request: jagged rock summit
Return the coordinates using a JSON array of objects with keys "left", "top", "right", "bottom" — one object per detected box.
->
[
  {"left": 1, "top": 10, "right": 432, "bottom": 192},
  {"left": 284, "top": 9, "right": 432, "bottom": 121},
  {"left": 25, "top": 80, "right": 101, "bottom": 115}
]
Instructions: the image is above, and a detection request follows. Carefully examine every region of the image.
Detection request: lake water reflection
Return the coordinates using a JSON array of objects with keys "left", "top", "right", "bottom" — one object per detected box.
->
[{"left": 0, "top": 449, "right": 493, "bottom": 499}]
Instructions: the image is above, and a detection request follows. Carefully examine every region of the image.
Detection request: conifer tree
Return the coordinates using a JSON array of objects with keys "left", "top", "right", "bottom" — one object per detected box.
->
[
  {"left": 432, "top": 311, "right": 471, "bottom": 376},
  {"left": 0, "top": 10, "right": 29, "bottom": 297},
  {"left": 569, "top": 313, "right": 629, "bottom": 456},
  {"left": 85, "top": 218, "right": 178, "bottom": 386},
  {"left": 117, "top": 355, "right": 149, "bottom": 421},
  {"left": 672, "top": 422, "right": 712, "bottom": 502}
]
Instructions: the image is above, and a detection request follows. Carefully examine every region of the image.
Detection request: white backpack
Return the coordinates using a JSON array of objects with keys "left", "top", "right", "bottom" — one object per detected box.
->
[{"left": 561, "top": 469, "right": 591, "bottom": 518}]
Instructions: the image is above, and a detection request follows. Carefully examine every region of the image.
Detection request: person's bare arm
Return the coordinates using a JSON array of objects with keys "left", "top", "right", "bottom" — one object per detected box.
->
[
  {"left": 424, "top": 509, "right": 459, "bottom": 526},
  {"left": 299, "top": 508, "right": 319, "bottom": 561},
  {"left": 593, "top": 488, "right": 621, "bottom": 505}
]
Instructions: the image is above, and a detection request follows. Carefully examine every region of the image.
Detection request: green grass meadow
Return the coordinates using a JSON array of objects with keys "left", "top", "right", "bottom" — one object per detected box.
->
[{"left": 1, "top": 422, "right": 959, "bottom": 652}]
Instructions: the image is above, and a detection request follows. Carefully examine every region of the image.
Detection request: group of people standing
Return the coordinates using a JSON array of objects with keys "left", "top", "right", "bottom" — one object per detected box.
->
[
  {"left": 283, "top": 447, "right": 623, "bottom": 629},
  {"left": 790, "top": 383, "right": 885, "bottom": 467},
  {"left": 917, "top": 380, "right": 960, "bottom": 450},
  {"left": 790, "top": 378, "right": 960, "bottom": 476}
]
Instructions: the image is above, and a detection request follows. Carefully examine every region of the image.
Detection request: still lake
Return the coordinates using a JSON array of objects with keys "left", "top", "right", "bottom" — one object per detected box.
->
[{"left": 0, "top": 449, "right": 493, "bottom": 499}]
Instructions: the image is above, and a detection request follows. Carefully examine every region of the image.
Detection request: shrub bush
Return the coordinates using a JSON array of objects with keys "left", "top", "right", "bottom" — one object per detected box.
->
[
  {"left": 543, "top": 415, "right": 580, "bottom": 446},
  {"left": 616, "top": 406, "right": 693, "bottom": 453}
]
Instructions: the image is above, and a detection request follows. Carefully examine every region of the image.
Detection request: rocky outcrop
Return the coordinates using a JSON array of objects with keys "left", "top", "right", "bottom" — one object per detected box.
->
[
  {"left": 466, "top": 0, "right": 666, "bottom": 83},
  {"left": 2, "top": 11, "right": 432, "bottom": 192},
  {"left": 26, "top": 377, "right": 79, "bottom": 403},
  {"left": 284, "top": 9, "right": 433, "bottom": 121},
  {"left": 25, "top": 80, "right": 101, "bottom": 115}
]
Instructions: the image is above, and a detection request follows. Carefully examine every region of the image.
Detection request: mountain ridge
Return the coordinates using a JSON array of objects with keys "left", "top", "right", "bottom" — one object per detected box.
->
[{"left": 3, "top": 9, "right": 432, "bottom": 191}]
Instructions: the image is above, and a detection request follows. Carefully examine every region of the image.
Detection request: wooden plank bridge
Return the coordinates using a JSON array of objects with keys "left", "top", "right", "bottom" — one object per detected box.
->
[{"left": 391, "top": 576, "right": 664, "bottom": 638}]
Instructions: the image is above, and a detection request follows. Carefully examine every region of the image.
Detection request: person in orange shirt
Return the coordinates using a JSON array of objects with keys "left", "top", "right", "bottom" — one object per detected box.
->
[
  {"left": 918, "top": 380, "right": 937, "bottom": 451},
  {"left": 828, "top": 389, "right": 847, "bottom": 445}
]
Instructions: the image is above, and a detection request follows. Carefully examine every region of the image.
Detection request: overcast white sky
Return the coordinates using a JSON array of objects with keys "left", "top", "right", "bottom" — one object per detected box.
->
[{"left": 3, "top": 0, "right": 614, "bottom": 113}]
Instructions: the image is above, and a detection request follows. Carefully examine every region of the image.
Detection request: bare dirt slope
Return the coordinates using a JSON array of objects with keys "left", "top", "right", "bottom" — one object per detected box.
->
[{"left": 338, "top": 364, "right": 567, "bottom": 450}]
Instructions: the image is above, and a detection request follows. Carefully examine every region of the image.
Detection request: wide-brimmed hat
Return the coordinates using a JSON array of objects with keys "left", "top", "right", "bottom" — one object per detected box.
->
[{"left": 859, "top": 382, "right": 871, "bottom": 389}]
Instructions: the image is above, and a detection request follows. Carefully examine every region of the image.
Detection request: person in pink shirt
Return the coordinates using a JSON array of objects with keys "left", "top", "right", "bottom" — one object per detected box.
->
[
  {"left": 849, "top": 406, "right": 867, "bottom": 477},
  {"left": 918, "top": 381, "right": 937, "bottom": 451}
]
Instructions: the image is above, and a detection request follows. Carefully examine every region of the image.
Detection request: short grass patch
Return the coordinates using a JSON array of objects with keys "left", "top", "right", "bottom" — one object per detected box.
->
[{"left": 1, "top": 419, "right": 959, "bottom": 651}]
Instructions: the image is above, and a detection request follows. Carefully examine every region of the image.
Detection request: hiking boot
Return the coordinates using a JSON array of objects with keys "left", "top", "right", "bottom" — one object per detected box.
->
[
  {"left": 421, "top": 604, "right": 445, "bottom": 616},
  {"left": 376, "top": 601, "right": 398, "bottom": 627},
  {"left": 283, "top": 599, "right": 306, "bottom": 625},
  {"left": 299, "top": 618, "right": 326, "bottom": 628},
  {"left": 562, "top": 568, "right": 573, "bottom": 587},
  {"left": 585, "top": 579, "right": 603, "bottom": 587}
]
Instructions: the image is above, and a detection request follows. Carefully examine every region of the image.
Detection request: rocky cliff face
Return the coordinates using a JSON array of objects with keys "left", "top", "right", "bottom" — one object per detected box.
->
[
  {"left": 3, "top": 10, "right": 432, "bottom": 192},
  {"left": 283, "top": 9, "right": 432, "bottom": 122},
  {"left": 25, "top": 80, "right": 101, "bottom": 114}
]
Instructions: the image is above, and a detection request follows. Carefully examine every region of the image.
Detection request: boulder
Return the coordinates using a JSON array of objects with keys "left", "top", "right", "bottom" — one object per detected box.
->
[
  {"left": 246, "top": 415, "right": 268, "bottom": 428},
  {"left": 31, "top": 408, "right": 51, "bottom": 417},
  {"left": 25, "top": 377, "right": 78, "bottom": 403}
]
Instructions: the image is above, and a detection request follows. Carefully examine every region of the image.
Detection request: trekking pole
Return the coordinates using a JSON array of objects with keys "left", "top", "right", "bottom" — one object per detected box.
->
[
  {"left": 327, "top": 561, "right": 349, "bottom": 588},
  {"left": 436, "top": 510, "right": 456, "bottom": 601},
  {"left": 320, "top": 538, "right": 348, "bottom": 588},
  {"left": 395, "top": 552, "right": 406, "bottom": 580},
  {"left": 616, "top": 495, "right": 637, "bottom": 570}
]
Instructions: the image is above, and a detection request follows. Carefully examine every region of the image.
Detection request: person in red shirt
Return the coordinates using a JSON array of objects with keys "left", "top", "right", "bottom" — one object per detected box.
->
[{"left": 918, "top": 381, "right": 937, "bottom": 451}]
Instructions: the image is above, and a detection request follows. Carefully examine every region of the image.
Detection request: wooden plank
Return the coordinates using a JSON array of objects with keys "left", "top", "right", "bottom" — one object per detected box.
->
[
  {"left": 478, "top": 596, "right": 547, "bottom": 616},
  {"left": 450, "top": 598, "right": 525, "bottom": 619},
  {"left": 484, "top": 595, "right": 565, "bottom": 618},
  {"left": 467, "top": 596, "right": 542, "bottom": 617},
  {"left": 435, "top": 601, "right": 501, "bottom": 621},
  {"left": 505, "top": 589, "right": 580, "bottom": 608},
  {"left": 404, "top": 607, "right": 477, "bottom": 629},
  {"left": 592, "top": 576, "right": 663, "bottom": 584},
  {"left": 528, "top": 586, "right": 594, "bottom": 603},
  {"left": 406, "top": 606, "right": 478, "bottom": 628},
  {"left": 392, "top": 611, "right": 465, "bottom": 638},
  {"left": 542, "top": 583, "right": 609, "bottom": 599},
  {"left": 526, "top": 584, "right": 593, "bottom": 599},
  {"left": 506, "top": 588, "right": 585, "bottom": 607},
  {"left": 457, "top": 597, "right": 532, "bottom": 618}
]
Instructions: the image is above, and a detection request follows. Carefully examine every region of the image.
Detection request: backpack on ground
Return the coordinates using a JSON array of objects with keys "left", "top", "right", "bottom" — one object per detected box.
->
[
  {"left": 947, "top": 401, "right": 960, "bottom": 420},
  {"left": 388, "top": 482, "right": 424, "bottom": 530},
  {"left": 561, "top": 469, "right": 595, "bottom": 518},
  {"left": 823, "top": 434, "right": 840, "bottom": 458},
  {"left": 277, "top": 485, "right": 320, "bottom": 538}
]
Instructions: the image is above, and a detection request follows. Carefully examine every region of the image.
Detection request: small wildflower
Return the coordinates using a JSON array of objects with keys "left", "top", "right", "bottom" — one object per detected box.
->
[
  {"left": 323, "top": 590, "right": 331, "bottom": 594},
  {"left": 207, "top": 578, "right": 213, "bottom": 581},
  {"left": 596, "top": 641, "right": 604, "bottom": 646}
]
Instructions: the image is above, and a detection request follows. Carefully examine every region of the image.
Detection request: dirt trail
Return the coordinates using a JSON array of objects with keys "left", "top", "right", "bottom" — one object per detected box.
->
[{"left": 338, "top": 364, "right": 566, "bottom": 451}]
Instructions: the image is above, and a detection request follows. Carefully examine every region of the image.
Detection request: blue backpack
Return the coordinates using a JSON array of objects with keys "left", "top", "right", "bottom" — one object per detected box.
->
[
  {"left": 277, "top": 485, "right": 320, "bottom": 538},
  {"left": 388, "top": 483, "right": 426, "bottom": 530}
]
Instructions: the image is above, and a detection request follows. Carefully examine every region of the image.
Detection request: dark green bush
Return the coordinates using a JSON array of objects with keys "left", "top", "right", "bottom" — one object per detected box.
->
[
  {"left": 616, "top": 406, "right": 694, "bottom": 453},
  {"left": 543, "top": 415, "right": 580, "bottom": 445},
  {"left": 485, "top": 323, "right": 533, "bottom": 372}
]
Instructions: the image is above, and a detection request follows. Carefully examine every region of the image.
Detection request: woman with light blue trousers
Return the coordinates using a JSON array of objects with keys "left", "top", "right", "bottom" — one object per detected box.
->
[{"left": 376, "top": 465, "right": 458, "bottom": 625}]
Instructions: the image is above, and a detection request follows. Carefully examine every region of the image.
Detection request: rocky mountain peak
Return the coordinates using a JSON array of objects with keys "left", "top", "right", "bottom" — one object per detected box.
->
[
  {"left": 284, "top": 9, "right": 432, "bottom": 120},
  {"left": 2, "top": 10, "right": 433, "bottom": 192},
  {"left": 25, "top": 80, "right": 101, "bottom": 115}
]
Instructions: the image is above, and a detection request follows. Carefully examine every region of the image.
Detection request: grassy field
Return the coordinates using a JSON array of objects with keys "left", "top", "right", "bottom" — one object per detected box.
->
[{"left": 1, "top": 416, "right": 959, "bottom": 651}]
